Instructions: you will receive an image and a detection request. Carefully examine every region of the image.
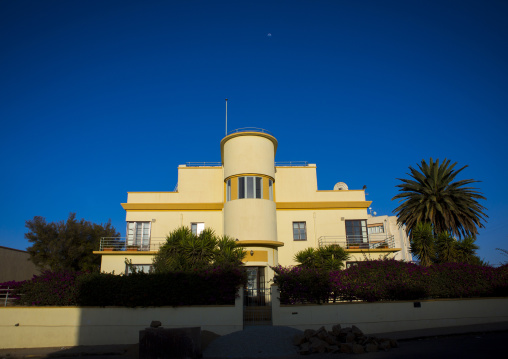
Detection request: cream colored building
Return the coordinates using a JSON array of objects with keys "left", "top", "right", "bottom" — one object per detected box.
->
[
  {"left": 95, "top": 129, "right": 403, "bottom": 287},
  {"left": 366, "top": 214, "right": 412, "bottom": 263}
]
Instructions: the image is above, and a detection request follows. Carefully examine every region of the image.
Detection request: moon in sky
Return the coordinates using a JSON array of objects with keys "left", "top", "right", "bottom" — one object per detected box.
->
[{"left": 267, "top": 33, "right": 272, "bottom": 37}]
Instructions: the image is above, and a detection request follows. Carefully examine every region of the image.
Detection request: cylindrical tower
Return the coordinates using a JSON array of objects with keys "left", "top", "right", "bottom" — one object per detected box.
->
[
  {"left": 221, "top": 130, "right": 278, "bottom": 243},
  {"left": 220, "top": 129, "right": 282, "bottom": 289}
]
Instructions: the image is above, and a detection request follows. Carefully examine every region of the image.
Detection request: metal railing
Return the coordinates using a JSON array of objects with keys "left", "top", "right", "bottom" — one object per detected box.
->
[
  {"left": 244, "top": 288, "right": 271, "bottom": 325},
  {"left": 99, "top": 237, "right": 166, "bottom": 252},
  {"left": 227, "top": 127, "right": 274, "bottom": 136},
  {"left": 184, "top": 161, "right": 310, "bottom": 167},
  {"left": 275, "top": 161, "right": 309, "bottom": 167},
  {"left": 185, "top": 162, "right": 222, "bottom": 167},
  {"left": 1, "top": 287, "right": 15, "bottom": 307},
  {"left": 318, "top": 234, "right": 396, "bottom": 249}
]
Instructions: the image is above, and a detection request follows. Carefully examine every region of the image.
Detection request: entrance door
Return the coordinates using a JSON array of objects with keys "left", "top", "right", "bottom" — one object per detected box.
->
[{"left": 244, "top": 266, "right": 271, "bottom": 325}]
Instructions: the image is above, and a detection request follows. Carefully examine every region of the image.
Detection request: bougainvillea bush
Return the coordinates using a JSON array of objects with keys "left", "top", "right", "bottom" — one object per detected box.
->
[
  {"left": 272, "top": 265, "right": 331, "bottom": 304},
  {"left": 7, "top": 265, "right": 245, "bottom": 306},
  {"left": 15, "top": 271, "right": 84, "bottom": 306},
  {"left": 329, "top": 260, "right": 429, "bottom": 302},
  {"left": 427, "top": 263, "right": 508, "bottom": 298},
  {"left": 274, "top": 260, "right": 508, "bottom": 304}
]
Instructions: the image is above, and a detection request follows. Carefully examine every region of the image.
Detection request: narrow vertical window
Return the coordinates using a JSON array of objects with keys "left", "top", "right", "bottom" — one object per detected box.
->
[
  {"left": 127, "top": 222, "right": 135, "bottom": 246},
  {"left": 238, "top": 177, "right": 245, "bottom": 199},
  {"left": 269, "top": 179, "right": 273, "bottom": 201},
  {"left": 255, "top": 177, "right": 262, "bottom": 198},
  {"left": 226, "top": 179, "right": 231, "bottom": 201},
  {"left": 246, "top": 177, "right": 254, "bottom": 198}
]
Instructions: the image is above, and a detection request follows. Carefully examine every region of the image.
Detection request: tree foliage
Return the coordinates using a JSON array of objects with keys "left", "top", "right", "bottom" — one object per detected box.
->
[
  {"left": 152, "top": 226, "right": 246, "bottom": 273},
  {"left": 294, "top": 245, "right": 350, "bottom": 271},
  {"left": 25, "top": 213, "right": 119, "bottom": 272},
  {"left": 410, "top": 222, "right": 481, "bottom": 266},
  {"left": 392, "top": 158, "right": 487, "bottom": 239}
]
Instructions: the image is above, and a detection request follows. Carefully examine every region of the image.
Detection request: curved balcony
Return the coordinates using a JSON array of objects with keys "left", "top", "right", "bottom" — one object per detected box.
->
[{"left": 227, "top": 127, "right": 274, "bottom": 136}]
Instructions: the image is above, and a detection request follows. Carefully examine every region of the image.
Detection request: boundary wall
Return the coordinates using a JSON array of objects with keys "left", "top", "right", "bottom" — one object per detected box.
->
[
  {"left": 3, "top": 285, "right": 508, "bottom": 349},
  {"left": 0, "top": 292, "right": 243, "bottom": 349},
  {"left": 271, "top": 285, "right": 508, "bottom": 333}
]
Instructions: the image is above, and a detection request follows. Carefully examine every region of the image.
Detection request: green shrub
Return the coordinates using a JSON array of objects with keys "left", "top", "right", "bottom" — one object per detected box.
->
[
  {"left": 77, "top": 265, "right": 245, "bottom": 306},
  {"left": 12, "top": 265, "right": 245, "bottom": 306},
  {"left": 272, "top": 265, "right": 331, "bottom": 304}
]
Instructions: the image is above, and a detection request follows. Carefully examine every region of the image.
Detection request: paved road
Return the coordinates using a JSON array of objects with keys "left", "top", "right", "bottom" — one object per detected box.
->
[
  {"left": 1, "top": 326, "right": 507, "bottom": 359},
  {"left": 286, "top": 331, "right": 508, "bottom": 359}
]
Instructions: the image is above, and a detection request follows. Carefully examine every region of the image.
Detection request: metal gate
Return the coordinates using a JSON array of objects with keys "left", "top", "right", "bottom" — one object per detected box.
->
[{"left": 244, "top": 266, "right": 271, "bottom": 325}]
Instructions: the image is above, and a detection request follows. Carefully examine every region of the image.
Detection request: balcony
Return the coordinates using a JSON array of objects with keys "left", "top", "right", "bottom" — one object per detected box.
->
[
  {"left": 227, "top": 127, "right": 274, "bottom": 136},
  {"left": 318, "top": 234, "right": 396, "bottom": 250},
  {"left": 99, "top": 237, "right": 166, "bottom": 252}
]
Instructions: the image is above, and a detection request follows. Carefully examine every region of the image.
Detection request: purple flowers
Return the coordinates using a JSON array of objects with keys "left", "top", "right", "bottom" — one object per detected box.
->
[{"left": 273, "top": 260, "right": 508, "bottom": 304}]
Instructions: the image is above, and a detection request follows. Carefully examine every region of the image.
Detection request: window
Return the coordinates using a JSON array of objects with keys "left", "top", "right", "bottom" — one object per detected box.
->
[
  {"left": 238, "top": 176, "right": 263, "bottom": 199},
  {"left": 269, "top": 179, "right": 273, "bottom": 201},
  {"left": 226, "top": 179, "right": 231, "bottom": 201},
  {"left": 191, "top": 222, "right": 205, "bottom": 236},
  {"left": 125, "top": 264, "right": 153, "bottom": 275},
  {"left": 345, "top": 220, "right": 368, "bottom": 247},
  {"left": 346, "top": 261, "right": 360, "bottom": 269},
  {"left": 368, "top": 224, "right": 384, "bottom": 234},
  {"left": 293, "top": 222, "right": 307, "bottom": 241},
  {"left": 127, "top": 222, "right": 151, "bottom": 249}
]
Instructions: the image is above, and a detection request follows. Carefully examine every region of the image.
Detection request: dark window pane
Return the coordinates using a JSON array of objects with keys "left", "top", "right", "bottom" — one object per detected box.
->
[
  {"left": 293, "top": 222, "right": 306, "bottom": 240},
  {"left": 247, "top": 177, "right": 254, "bottom": 198},
  {"left": 239, "top": 177, "right": 245, "bottom": 198},
  {"left": 255, "top": 177, "right": 262, "bottom": 198}
]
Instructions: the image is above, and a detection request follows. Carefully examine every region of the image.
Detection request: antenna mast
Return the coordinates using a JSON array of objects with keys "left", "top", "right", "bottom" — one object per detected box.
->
[{"left": 225, "top": 98, "right": 228, "bottom": 136}]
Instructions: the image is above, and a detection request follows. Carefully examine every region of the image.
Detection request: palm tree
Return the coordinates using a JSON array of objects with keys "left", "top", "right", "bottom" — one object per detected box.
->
[
  {"left": 152, "top": 226, "right": 246, "bottom": 272},
  {"left": 214, "top": 235, "right": 247, "bottom": 266},
  {"left": 392, "top": 158, "right": 487, "bottom": 239},
  {"left": 435, "top": 231, "right": 457, "bottom": 263},
  {"left": 456, "top": 236, "right": 480, "bottom": 264},
  {"left": 294, "top": 248, "right": 317, "bottom": 268},
  {"left": 294, "top": 245, "right": 350, "bottom": 270},
  {"left": 410, "top": 222, "right": 435, "bottom": 266}
]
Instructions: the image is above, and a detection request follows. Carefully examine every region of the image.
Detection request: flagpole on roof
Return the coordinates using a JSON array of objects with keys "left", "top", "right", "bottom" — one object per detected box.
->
[{"left": 225, "top": 98, "right": 228, "bottom": 136}]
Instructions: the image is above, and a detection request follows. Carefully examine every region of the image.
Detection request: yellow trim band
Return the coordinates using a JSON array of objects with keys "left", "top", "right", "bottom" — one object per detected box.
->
[
  {"left": 179, "top": 167, "right": 223, "bottom": 169},
  {"left": 224, "top": 173, "right": 274, "bottom": 182},
  {"left": 236, "top": 240, "right": 284, "bottom": 248},
  {"left": 276, "top": 201, "right": 372, "bottom": 210},
  {"left": 121, "top": 203, "right": 224, "bottom": 211},
  {"left": 93, "top": 251, "right": 159, "bottom": 255}
]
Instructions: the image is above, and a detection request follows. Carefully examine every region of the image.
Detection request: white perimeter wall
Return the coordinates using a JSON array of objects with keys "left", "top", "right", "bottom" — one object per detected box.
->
[
  {"left": 2, "top": 285, "right": 508, "bottom": 349},
  {"left": 0, "top": 293, "right": 243, "bottom": 349},
  {"left": 271, "top": 286, "right": 508, "bottom": 334}
]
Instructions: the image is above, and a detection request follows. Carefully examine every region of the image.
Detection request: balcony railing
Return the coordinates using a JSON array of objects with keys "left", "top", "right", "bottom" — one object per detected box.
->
[
  {"left": 275, "top": 161, "right": 309, "bottom": 167},
  {"left": 318, "top": 234, "right": 396, "bottom": 250},
  {"left": 185, "top": 162, "right": 222, "bottom": 167},
  {"left": 227, "top": 127, "right": 274, "bottom": 136},
  {"left": 99, "top": 237, "right": 167, "bottom": 252}
]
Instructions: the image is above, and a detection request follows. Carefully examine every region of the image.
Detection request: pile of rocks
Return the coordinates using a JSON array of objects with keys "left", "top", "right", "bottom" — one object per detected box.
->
[{"left": 293, "top": 324, "right": 399, "bottom": 355}]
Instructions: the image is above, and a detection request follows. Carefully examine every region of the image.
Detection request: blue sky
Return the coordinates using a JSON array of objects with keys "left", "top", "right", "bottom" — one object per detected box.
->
[{"left": 1, "top": 0, "right": 507, "bottom": 264}]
